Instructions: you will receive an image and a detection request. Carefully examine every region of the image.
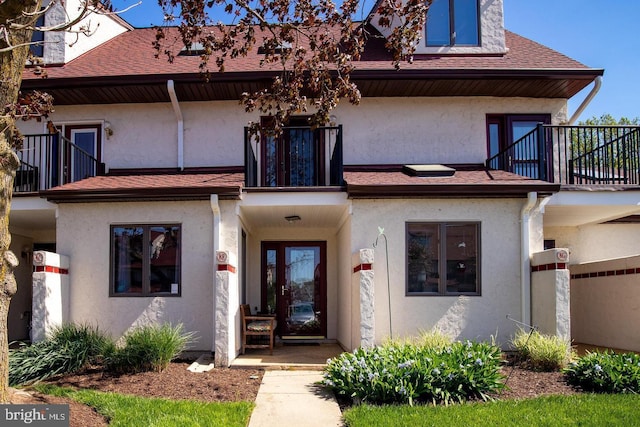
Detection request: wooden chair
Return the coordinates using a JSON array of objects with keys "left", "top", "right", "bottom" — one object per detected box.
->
[{"left": 240, "top": 304, "right": 277, "bottom": 355}]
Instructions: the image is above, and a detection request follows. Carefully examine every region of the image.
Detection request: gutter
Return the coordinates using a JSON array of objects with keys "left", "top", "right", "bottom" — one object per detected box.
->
[
  {"left": 167, "top": 80, "right": 184, "bottom": 170},
  {"left": 520, "top": 192, "right": 537, "bottom": 326},
  {"left": 568, "top": 76, "right": 603, "bottom": 125}
]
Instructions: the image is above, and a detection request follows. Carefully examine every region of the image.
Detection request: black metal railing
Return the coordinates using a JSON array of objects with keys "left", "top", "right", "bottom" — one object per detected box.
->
[
  {"left": 15, "top": 133, "right": 103, "bottom": 193},
  {"left": 244, "top": 125, "right": 343, "bottom": 187},
  {"left": 487, "top": 124, "right": 640, "bottom": 185}
]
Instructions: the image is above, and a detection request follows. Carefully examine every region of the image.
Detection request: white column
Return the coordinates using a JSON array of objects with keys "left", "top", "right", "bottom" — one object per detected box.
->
[
  {"left": 214, "top": 250, "right": 238, "bottom": 366},
  {"left": 352, "top": 249, "right": 375, "bottom": 349},
  {"left": 531, "top": 248, "right": 570, "bottom": 339},
  {"left": 31, "top": 251, "right": 70, "bottom": 342}
]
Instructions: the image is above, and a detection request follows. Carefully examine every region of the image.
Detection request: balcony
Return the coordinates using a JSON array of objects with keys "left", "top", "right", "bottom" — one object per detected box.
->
[
  {"left": 244, "top": 125, "right": 343, "bottom": 188},
  {"left": 487, "top": 124, "right": 640, "bottom": 185},
  {"left": 15, "top": 133, "right": 104, "bottom": 193}
]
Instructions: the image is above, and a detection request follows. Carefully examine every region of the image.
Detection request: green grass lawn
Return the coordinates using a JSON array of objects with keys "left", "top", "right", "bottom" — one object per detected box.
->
[
  {"left": 35, "top": 385, "right": 254, "bottom": 427},
  {"left": 343, "top": 394, "right": 640, "bottom": 427}
]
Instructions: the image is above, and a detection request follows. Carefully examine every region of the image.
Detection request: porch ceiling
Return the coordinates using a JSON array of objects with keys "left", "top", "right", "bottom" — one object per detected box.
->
[
  {"left": 10, "top": 197, "right": 57, "bottom": 233},
  {"left": 543, "top": 189, "right": 640, "bottom": 227},
  {"left": 239, "top": 192, "right": 350, "bottom": 230}
]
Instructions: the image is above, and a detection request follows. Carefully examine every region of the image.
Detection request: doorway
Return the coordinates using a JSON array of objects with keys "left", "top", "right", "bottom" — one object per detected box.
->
[{"left": 262, "top": 242, "right": 327, "bottom": 339}]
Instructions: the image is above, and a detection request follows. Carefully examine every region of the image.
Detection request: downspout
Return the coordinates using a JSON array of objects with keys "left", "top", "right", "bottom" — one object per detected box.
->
[
  {"left": 167, "top": 80, "right": 184, "bottom": 170},
  {"left": 568, "top": 76, "right": 602, "bottom": 125},
  {"left": 520, "top": 192, "right": 537, "bottom": 326},
  {"left": 210, "top": 195, "right": 220, "bottom": 353}
]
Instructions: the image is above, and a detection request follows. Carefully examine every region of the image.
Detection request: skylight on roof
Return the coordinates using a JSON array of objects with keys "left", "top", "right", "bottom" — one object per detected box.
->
[{"left": 402, "top": 164, "right": 456, "bottom": 177}]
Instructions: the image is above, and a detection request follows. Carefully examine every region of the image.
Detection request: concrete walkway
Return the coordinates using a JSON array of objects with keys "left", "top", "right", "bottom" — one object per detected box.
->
[{"left": 248, "top": 370, "right": 343, "bottom": 427}]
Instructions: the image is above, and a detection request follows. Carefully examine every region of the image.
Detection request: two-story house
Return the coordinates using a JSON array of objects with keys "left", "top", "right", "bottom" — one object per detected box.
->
[{"left": 11, "top": 0, "right": 640, "bottom": 365}]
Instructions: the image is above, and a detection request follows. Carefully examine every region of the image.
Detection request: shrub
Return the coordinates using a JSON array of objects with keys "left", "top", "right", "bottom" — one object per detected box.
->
[
  {"left": 107, "top": 323, "right": 196, "bottom": 373},
  {"left": 511, "top": 329, "right": 572, "bottom": 371},
  {"left": 323, "top": 339, "right": 505, "bottom": 406},
  {"left": 9, "top": 323, "right": 114, "bottom": 386},
  {"left": 564, "top": 351, "right": 640, "bottom": 393}
]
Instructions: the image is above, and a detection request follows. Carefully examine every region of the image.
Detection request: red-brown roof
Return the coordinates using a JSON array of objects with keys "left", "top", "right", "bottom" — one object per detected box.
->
[
  {"left": 21, "top": 27, "right": 602, "bottom": 104},
  {"left": 344, "top": 167, "right": 559, "bottom": 198},
  {"left": 41, "top": 172, "right": 244, "bottom": 202},
  {"left": 40, "top": 166, "right": 559, "bottom": 202}
]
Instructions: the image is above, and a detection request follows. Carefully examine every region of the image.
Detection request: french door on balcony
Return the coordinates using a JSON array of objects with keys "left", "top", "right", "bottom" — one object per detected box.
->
[
  {"left": 487, "top": 114, "right": 550, "bottom": 179},
  {"left": 261, "top": 117, "right": 325, "bottom": 187},
  {"left": 64, "top": 125, "right": 101, "bottom": 182}
]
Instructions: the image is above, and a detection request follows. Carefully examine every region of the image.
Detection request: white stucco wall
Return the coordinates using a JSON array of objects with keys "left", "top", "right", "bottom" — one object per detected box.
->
[
  {"left": 370, "top": 0, "right": 506, "bottom": 55},
  {"left": 337, "top": 213, "right": 353, "bottom": 349},
  {"left": 40, "top": 0, "right": 129, "bottom": 65},
  {"left": 546, "top": 225, "right": 640, "bottom": 264},
  {"left": 37, "top": 96, "right": 566, "bottom": 171},
  {"left": 56, "top": 201, "right": 215, "bottom": 350},
  {"left": 350, "top": 198, "right": 525, "bottom": 347}
]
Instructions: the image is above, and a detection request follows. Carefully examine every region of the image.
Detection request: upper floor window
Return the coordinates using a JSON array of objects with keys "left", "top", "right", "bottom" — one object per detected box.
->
[
  {"left": 30, "top": 12, "right": 45, "bottom": 57},
  {"left": 426, "top": 0, "right": 480, "bottom": 47}
]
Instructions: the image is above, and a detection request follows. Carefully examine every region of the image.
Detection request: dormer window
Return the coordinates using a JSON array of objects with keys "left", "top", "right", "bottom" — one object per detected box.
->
[{"left": 426, "top": 0, "right": 480, "bottom": 47}]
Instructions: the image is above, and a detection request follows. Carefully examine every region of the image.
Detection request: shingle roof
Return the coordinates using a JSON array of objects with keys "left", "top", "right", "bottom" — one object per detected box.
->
[
  {"left": 41, "top": 172, "right": 245, "bottom": 202},
  {"left": 23, "top": 28, "right": 590, "bottom": 79},
  {"left": 21, "top": 26, "right": 602, "bottom": 103},
  {"left": 40, "top": 167, "right": 559, "bottom": 202},
  {"left": 344, "top": 167, "right": 560, "bottom": 198}
]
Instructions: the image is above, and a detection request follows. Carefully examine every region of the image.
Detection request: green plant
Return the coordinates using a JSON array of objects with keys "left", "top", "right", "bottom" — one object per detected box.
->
[
  {"left": 564, "top": 351, "right": 640, "bottom": 393},
  {"left": 323, "top": 339, "right": 504, "bottom": 406},
  {"left": 9, "top": 323, "right": 114, "bottom": 386},
  {"left": 107, "top": 323, "right": 196, "bottom": 373},
  {"left": 35, "top": 384, "right": 253, "bottom": 427},
  {"left": 511, "top": 329, "right": 572, "bottom": 371},
  {"left": 343, "top": 394, "right": 640, "bottom": 427}
]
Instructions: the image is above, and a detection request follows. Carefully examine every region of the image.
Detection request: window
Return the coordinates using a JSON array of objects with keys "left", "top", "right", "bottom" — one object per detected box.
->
[
  {"left": 426, "top": 0, "right": 480, "bottom": 46},
  {"left": 30, "top": 12, "right": 45, "bottom": 57},
  {"left": 111, "top": 225, "right": 181, "bottom": 296},
  {"left": 406, "top": 222, "right": 480, "bottom": 295}
]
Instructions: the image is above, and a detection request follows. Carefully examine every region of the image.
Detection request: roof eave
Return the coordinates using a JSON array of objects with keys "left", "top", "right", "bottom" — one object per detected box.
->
[
  {"left": 41, "top": 186, "right": 243, "bottom": 203},
  {"left": 346, "top": 183, "right": 560, "bottom": 199}
]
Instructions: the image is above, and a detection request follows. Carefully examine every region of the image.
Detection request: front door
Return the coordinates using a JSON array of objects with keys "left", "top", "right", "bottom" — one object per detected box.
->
[{"left": 262, "top": 242, "right": 326, "bottom": 339}]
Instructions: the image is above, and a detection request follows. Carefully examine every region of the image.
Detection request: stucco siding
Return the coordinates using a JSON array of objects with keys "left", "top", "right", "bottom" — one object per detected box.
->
[
  {"left": 546, "top": 225, "right": 640, "bottom": 264},
  {"left": 350, "top": 198, "right": 524, "bottom": 347},
  {"left": 36, "top": 96, "right": 566, "bottom": 171},
  {"left": 56, "top": 201, "right": 215, "bottom": 350}
]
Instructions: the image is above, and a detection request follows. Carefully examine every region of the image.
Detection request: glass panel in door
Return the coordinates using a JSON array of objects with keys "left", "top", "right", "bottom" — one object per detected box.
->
[
  {"left": 262, "top": 242, "right": 326, "bottom": 338},
  {"left": 282, "top": 246, "right": 322, "bottom": 336}
]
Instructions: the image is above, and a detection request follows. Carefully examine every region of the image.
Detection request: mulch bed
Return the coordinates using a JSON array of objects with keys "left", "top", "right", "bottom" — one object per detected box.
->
[{"left": 10, "top": 360, "right": 579, "bottom": 427}]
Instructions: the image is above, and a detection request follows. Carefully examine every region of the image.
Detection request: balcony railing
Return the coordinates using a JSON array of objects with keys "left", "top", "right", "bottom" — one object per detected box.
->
[
  {"left": 487, "top": 124, "right": 640, "bottom": 185},
  {"left": 244, "top": 125, "right": 343, "bottom": 187},
  {"left": 15, "top": 133, "right": 103, "bottom": 193}
]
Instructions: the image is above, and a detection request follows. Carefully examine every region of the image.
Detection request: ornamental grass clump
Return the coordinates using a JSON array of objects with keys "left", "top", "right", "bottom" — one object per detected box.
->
[
  {"left": 107, "top": 323, "right": 196, "bottom": 373},
  {"left": 323, "top": 339, "right": 504, "bottom": 406},
  {"left": 511, "top": 328, "right": 573, "bottom": 371},
  {"left": 9, "top": 323, "right": 114, "bottom": 386},
  {"left": 564, "top": 351, "right": 640, "bottom": 393}
]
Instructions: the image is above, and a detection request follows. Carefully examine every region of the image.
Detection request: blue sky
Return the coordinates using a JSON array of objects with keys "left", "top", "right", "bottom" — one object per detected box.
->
[{"left": 110, "top": 0, "right": 640, "bottom": 122}]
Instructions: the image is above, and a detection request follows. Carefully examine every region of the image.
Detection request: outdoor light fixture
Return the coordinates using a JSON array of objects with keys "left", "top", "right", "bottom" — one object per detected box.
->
[
  {"left": 104, "top": 121, "right": 113, "bottom": 138},
  {"left": 285, "top": 215, "right": 301, "bottom": 223}
]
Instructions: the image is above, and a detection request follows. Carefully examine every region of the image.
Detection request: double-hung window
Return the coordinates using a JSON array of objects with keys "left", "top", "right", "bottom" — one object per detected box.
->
[
  {"left": 426, "top": 0, "right": 480, "bottom": 47},
  {"left": 111, "top": 225, "right": 181, "bottom": 296},
  {"left": 406, "top": 222, "right": 480, "bottom": 295}
]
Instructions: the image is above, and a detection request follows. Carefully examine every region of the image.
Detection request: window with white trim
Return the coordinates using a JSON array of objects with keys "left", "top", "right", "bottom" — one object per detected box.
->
[
  {"left": 111, "top": 225, "right": 181, "bottom": 296},
  {"left": 426, "top": 0, "right": 480, "bottom": 47},
  {"left": 406, "top": 222, "right": 480, "bottom": 295}
]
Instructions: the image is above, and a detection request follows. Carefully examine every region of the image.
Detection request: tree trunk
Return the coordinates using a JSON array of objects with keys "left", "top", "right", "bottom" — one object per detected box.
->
[{"left": 0, "top": 0, "right": 42, "bottom": 404}]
